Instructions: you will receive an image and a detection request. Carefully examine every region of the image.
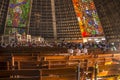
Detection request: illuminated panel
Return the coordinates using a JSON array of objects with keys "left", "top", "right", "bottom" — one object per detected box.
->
[
  {"left": 72, "top": 0, "right": 103, "bottom": 37},
  {"left": 5, "top": 0, "right": 31, "bottom": 34}
]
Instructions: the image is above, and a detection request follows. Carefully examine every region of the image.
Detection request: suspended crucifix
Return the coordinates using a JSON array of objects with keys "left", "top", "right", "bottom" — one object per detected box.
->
[{"left": 34, "top": 13, "right": 41, "bottom": 28}]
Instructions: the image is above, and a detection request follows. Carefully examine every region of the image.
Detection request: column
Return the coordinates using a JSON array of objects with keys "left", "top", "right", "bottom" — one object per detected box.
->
[{"left": 51, "top": 0, "right": 57, "bottom": 40}]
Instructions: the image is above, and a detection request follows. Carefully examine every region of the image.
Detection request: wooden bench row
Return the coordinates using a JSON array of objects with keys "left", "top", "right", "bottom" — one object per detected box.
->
[
  {"left": 0, "top": 65, "right": 119, "bottom": 80},
  {"left": 0, "top": 68, "right": 77, "bottom": 80},
  {"left": 1, "top": 53, "right": 120, "bottom": 61},
  {"left": 0, "top": 54, "right": 120, "bottom": 70}
]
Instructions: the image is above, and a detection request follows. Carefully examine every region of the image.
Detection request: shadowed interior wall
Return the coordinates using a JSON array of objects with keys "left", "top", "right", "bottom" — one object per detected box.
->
[
  {"left": 29, "top": 0, "right": 81, "bottom": 40},
  {"left": 94, "top": 0, "right": 120, "bottom": 42},
  {"left": 0, "top": 0, "right": 9, "bottom": 35}
]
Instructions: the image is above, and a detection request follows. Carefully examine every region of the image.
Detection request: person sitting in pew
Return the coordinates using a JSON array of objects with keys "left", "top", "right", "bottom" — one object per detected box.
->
[
  {"left": 74, "top": 47, "right": 82, "bottom": 55},
  {"left": 67, "top": 47, "right": 74, "bottom": 55},
  {"left": 83, "top": 47, "right": 88, "bottom": 55},
  {"left": 1, "top": 42, "right": 7, "bottom": 48}
]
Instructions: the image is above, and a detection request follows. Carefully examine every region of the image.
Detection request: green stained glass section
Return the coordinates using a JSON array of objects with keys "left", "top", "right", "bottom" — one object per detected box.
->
[{"left": 5, "top": 0, "right": 31, "bottom": 34}]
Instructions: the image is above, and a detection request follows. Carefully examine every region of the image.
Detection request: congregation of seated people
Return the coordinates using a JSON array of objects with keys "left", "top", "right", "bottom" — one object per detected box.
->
[
  {"left": 0, "top": 39, "right": 118, "bottom": 53},
  {"left": 58, "top": 40, "right": 118, "bottom": 52},
  {"left": 67, "top": 47, "right": 88, "bottom": 55},
  {"left": 0, "top": 40, "right": 53, "bottom": 48}
]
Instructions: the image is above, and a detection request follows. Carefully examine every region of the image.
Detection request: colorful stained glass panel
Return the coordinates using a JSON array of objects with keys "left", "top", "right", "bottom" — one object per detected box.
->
[
  {"left": 73, "top": 0, "right": 104, "bottom": 37},
  {"left": 5, "top": 0, "right": 31, "bottom": 34}
]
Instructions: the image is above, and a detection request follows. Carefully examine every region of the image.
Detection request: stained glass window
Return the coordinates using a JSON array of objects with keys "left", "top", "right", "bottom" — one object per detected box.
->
[
  {"left": 5, "top": 0, "right": 31, "bottom": 35},
  {"left": 72, "top": 0, "right": 104, "bottom": 37}
]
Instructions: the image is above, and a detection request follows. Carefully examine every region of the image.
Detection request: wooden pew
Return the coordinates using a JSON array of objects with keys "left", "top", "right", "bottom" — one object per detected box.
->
[
  {"left": 97, "top": 54, "right": 113, "bottom": 58},
  {"left": 42, "top": 67, "right": 76, "bottom": 75},
  {"left": 1, "top": 50, "right": 120, "bottom": 80},
  {"left": 97, "top": 70, "right": 120, "bottom": 78},
  {"left": 0, "top": 70, "right": 40, "bottom": 76},
  {"left": 43, "top": 55, "right": 68, "bottom": 61},
  {"left": 0, "top": 77, "right": 39, "bottom": 80},
  {"left": 42, "top": 55, "right": 91, "bottom": 69},
  {"left": 69, "top": 55, "right": 92, "bottom": 60},
  {"left": 0, "top": 68, "right": 77, "bottom": 80},
  {"left": 42, "top": 76, "right": 75, "bottom": 80},
  {"left": 113, "top": 54, "right": 120, "bottom": 57},
  {"left": 98, "top": 64, "right": 120, "bottom": 71},
  {"left": 0, "top": 70, "right": 40, "bottom": 80},
  {"left": 14, "top": 56, "right": 37, "bottom": 61},
  {"left": 0, "top": 56, "right": 11, "bottom": 62},
  {"left": 41, "top": 68, "right": 77, "bottom": 80},
  {"left": 0, "top": 54, "right": 118, "bottom": 70},
  {"left": 16, "top": 60, "right": 79, "bottom": 69},
  {"left": 16, "top": 61, "right": 45, "bottom": 69},
  {"left": 12, "top": 56, "right": 39, "bottom": 70}
]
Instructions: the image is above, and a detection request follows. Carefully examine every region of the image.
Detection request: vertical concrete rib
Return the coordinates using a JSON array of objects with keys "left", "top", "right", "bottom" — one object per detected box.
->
[
  {"left": 27, "top": 0, "right": 33, "bottom": 34},
  {"left": 51, "top": 0, "right": 57, "bottom": 40}
]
